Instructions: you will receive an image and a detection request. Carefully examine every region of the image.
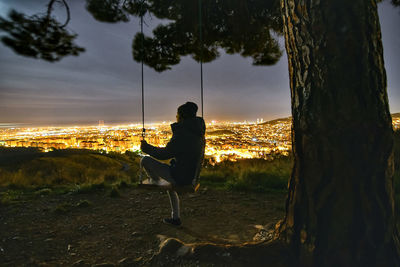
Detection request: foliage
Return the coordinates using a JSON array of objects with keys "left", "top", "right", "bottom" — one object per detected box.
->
[
  {"left": 85, "top": 0, "right": 284, "bottom": 71},
  {"left": 1, "top": 0, "right": 284, "bottom": 70},
  {"left": 0, "top": 148, "right": 140, "bottom": 189},
  {"left": 0, "top": 190, "right": 24, "bottom": 204},
  {"left": 2, "top": 0, "right": 397, "bottom": 69},
  {"left": 0, "top": 147, "right": 43, "bottom": 170},
  {"left": 201, "top": 156, "right": 292, "bottom": 193},
  {"left": 34, "top": 188, "right": 52, "bottom": 196},
  {"left": 0, "top": 10, "right": 84, "bottom": 62},
  {"left": 0, "top": 147, "right": 293, "bottom": 199},
  {"left": 86, "top": 0, "right": 131, "bottom": 22},
  {"left": 1, "top": 136, "right": 397, "bottom": 214},
  {"left": 129, "top": 0, "right": 283, "bottom": 72}
]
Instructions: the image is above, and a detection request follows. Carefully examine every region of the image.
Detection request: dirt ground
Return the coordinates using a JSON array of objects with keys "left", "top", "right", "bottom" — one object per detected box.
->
[{"left": 0, "top": 186, "right": 286, "bottom": 266}]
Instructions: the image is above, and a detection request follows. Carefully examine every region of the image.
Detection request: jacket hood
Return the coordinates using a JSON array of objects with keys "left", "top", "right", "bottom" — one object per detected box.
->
[{"left": 171, "top": 116, "right": 206, "bottom": 137}]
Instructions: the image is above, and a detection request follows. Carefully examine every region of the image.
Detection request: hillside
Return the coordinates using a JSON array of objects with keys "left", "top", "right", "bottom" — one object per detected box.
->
[
  {"left": 260, "top": 117, "right": 291, "bottom": 125},
  {"left": 0, "top": 148, "right": 139, "bottom": 188},
  {"left": 261, "top": 113, "right": 399, "bottom": 124}
]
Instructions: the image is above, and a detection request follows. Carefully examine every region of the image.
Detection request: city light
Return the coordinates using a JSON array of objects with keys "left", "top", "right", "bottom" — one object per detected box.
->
[{"left": 1, "top": 117, "right": 399, "bottom": 163}]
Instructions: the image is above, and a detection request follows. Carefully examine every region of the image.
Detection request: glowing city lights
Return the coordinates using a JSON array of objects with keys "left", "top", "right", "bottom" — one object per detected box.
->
[{"left": 1, "top": 117, "right": 399, "bottom": 163}]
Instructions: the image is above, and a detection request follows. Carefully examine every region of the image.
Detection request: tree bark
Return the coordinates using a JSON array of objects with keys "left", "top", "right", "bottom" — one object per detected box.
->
[{"left": 278, "top": 0, "right": 400, "bottom": 266}]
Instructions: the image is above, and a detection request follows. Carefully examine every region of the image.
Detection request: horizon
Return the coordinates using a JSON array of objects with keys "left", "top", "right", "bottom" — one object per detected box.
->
[
  {"left": 0, "top": 116, "right": 285, "bottom": 129},
  {"left": 1, "top": 112, "right": 400, "bottom": 130}
]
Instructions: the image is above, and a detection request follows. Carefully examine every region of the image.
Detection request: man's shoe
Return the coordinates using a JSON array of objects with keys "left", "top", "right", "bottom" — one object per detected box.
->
[
  {"left": 142, "top": 179, "right": 170, "bottom": 186},
  {"left": 163, "top": 217, "right": 182, "bottom": 226},
  {"left": 142, "top": 178, "right": 155, "bottom": 185}
]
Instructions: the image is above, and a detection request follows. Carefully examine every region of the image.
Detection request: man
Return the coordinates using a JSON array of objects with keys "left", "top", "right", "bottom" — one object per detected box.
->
[{"left": 140, "top": 102, "right": 206, "bottom": 226}]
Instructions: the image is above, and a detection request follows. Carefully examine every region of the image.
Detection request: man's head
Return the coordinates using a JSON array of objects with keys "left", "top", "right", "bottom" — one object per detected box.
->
[{"left": 177, "top": 102, "right": 198, "bottom": 122}]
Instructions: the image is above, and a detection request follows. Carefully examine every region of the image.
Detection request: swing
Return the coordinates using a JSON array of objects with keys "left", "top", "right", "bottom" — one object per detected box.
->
[{"left": 137, "top": 0, "right": 204, "bottom": 194}]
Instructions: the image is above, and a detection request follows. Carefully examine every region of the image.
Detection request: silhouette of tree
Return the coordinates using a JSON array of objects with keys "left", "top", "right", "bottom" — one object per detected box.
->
[
  {"left": 1, "top": 0, "right": 396, "bottom": 67},
  {"left": 277, "top": 0, "right": 400, "bottom": 265},
  {"left": 0, "top": 0, "right": 84, "bottom": 62},
  {"left": 85, "top": 0, "right": 131, "bottom": 23},
  {"left": 83, "top": 0, "right": 284, "bottom": 72}
]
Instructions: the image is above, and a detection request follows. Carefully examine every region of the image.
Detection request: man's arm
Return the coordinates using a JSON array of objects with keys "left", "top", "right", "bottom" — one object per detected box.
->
[{"left": 141, "top": 139, "right": 180, "bottom": 160}]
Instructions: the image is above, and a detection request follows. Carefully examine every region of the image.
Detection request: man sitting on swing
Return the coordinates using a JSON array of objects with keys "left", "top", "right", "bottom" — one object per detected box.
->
[{"left": 140, "top": 102, "right": 206, "bottom": 226}]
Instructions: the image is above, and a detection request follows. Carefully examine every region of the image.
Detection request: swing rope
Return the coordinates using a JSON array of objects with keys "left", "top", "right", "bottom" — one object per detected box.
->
[
  {"left": 140, "top": 1, "right": 145, "bottom": 140},
  {"left": 138, "top": 0, "right": 204, "bottom": 191},
  {"left": 199, "top": 0, "right": 204, "bottom": 118},
  {"left": 139, "top": 0, "right": 204, "bottom": 130},
  {"left": 139, "top": 0, "right": 145, "bottom": 184}
]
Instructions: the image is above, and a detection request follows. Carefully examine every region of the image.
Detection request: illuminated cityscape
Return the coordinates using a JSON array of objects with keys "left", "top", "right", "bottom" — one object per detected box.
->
[{"left": 1, "top": 116, "right": 399, "bottom": 163}]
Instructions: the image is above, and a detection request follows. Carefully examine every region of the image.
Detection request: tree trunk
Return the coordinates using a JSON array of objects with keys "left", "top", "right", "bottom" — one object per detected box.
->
[{"left": 279, "top": 0, "right": 400, "bottom": 266}]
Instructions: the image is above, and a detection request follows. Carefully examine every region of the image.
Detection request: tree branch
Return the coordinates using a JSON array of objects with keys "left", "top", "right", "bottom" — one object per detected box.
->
[
  {"left": 46, "top": 0, "right": 71, "bottom": 28},
  {"left": 60, "top": 0, "right": 71, "bottom": 28}
]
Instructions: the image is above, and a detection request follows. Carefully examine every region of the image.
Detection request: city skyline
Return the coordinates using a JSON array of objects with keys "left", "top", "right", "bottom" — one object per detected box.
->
[
  {"left": 1, "top": 115, "right": 399, "bottom": 161},
  {"left": 0, "top": 118, "right": 293, "bottom": 162},
  {"left": 0, "top": 0, "right": 399, "bottom": 126}
]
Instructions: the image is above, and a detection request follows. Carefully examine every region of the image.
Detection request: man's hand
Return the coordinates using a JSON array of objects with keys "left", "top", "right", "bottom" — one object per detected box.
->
[{"left": 140, "top": 140, "right": 148, "bottom": 150}]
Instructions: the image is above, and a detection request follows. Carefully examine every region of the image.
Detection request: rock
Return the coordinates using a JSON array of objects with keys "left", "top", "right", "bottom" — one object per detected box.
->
[
  {"left": 253, "top": 228, "right": 273, "bottom": 242},
  {"left": 156, "top": 234, "right": 167, "bottom": 243},
  {"left": 131, "top": 232, "right": 140, "bottom": 237},
  {"left": 176, "top": 245, "right": 191, "bottom": 257},
  {"left": 76, "top": 200, "right": 91, "bottom": 208},
  {"left": 72, "top": 259, "right": 90, "bottom": 267},
  {"left": 201, "top": 187, "right": 208, "bottom": 194},
  {"left": 253, "top": 223, "right": 276, "bottom": 242},
  {"left": 158, "top": 238, "right": 183, "bottom": 254},
  {"left": 117, "top": 257, "right": 141, "bottom": 266},
  {"left": 117, "top": 258, "right": 130, "bottom": 265},
  {"left": 158, "top": 238, "right": 193, "bottom": 258}
]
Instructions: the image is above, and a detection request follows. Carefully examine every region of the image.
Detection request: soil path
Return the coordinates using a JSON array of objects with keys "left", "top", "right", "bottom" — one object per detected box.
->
[{"left": 0, "top": 187, "right": 285, "bottom": 266}]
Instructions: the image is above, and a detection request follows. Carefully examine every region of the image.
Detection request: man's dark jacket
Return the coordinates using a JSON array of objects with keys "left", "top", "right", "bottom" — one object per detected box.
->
[{"left": 141, "top": 117, "right": 206, "bottom": 185}]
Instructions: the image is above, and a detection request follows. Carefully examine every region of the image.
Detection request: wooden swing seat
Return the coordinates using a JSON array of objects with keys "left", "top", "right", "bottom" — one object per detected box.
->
[{"left": 138, "top": 182, "right": 200, "bottom": 194}]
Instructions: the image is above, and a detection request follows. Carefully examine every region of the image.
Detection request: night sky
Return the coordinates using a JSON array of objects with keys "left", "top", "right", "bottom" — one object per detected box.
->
[{"left": 0, "top": 0, "right": 399, "bottom": 126}]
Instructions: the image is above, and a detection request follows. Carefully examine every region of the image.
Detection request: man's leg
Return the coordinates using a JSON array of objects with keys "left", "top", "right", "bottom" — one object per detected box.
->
[
  {"left": 140, "top": 157, "right": 181, "bottom": 224},
  {"left": 140, "top": 156, "right": 175, "bottom": 184},
  {"left": 167, "top": 190, "right": 180, "bottom": 220}
]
